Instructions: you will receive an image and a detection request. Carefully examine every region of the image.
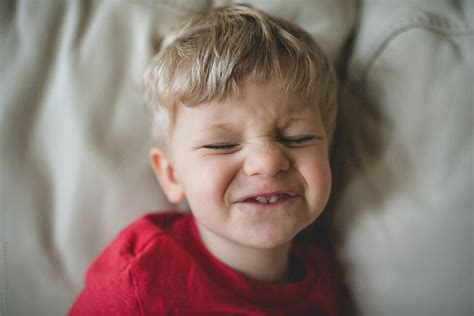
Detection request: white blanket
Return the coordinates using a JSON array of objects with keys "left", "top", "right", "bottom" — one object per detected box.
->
[{"left": 333, "top": 1, "right": 473, "bottom": 314}]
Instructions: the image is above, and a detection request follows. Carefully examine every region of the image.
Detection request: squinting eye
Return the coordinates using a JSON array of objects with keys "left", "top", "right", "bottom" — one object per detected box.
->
[
  {"left": 202, "top": 143, "right": 238, "bottom": 150},
  {"left": 279, "top": 135, "right": 319, "bottom": 145}
]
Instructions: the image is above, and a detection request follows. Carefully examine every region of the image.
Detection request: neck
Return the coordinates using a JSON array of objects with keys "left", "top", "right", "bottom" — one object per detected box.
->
[{"left": 196, "top": 223, "right": 292, "bottom": 282}]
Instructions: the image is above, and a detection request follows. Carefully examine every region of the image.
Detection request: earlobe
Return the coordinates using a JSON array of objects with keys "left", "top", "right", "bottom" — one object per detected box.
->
[{"left": 149, "top": 148, "right": 185, "bottom": 204}]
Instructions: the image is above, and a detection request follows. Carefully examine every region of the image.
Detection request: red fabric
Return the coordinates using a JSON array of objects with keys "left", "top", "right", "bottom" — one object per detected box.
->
[{"left": 69, "top": 212, "right": 341, "bottom": 315}]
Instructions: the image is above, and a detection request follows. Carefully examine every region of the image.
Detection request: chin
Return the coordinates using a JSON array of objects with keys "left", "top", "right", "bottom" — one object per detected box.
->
[{"left": 240, "top": 227, "right": 300, "bottom": 250}]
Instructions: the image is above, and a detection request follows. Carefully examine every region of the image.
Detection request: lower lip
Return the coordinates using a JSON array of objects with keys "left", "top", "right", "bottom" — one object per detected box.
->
[{"left": 238, "top": 195, "right": 297, "bottom": 208}]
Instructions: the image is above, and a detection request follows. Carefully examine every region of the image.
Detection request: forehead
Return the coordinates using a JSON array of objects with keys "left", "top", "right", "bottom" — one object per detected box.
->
[{"left": 176, "top": 81, "right": 320, "bottom": 129}]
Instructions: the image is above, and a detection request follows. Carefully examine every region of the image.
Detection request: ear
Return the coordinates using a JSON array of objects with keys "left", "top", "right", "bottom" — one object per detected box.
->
[{"left": 149, "top": 148, "right": 185, "bottom": 204}]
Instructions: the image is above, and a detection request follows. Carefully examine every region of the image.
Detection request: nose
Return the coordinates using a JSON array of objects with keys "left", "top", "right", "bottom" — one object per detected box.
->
[{"left": 243, "top": 144, "right": 290, "bottom": 177}]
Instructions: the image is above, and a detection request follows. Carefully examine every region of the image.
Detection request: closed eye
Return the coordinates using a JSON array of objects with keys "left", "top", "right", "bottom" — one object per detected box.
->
[
  {"left": 202, "top": 143, "right": 238, "bottom": 150},
  {"left": 278, "top": 135, "right": 320, "bottom": 146}
]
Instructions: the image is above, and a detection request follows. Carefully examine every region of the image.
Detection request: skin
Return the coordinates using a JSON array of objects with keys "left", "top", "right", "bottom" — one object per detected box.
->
[{"left": 149, "top": 80, "right": 332, "bottom": 282}]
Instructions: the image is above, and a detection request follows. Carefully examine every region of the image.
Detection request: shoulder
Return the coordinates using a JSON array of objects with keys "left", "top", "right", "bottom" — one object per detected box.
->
[
  {"left": 92, "top": 211, "right": 190, "bottom": 271},
  {"left": 69, "top": 211, "right": 191, "bottom": 315}
]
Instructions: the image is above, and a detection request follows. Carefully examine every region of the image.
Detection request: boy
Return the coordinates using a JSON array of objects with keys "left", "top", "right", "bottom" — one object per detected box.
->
[{"left": 70, "top": 4, "right": 340, "bottom": 315}]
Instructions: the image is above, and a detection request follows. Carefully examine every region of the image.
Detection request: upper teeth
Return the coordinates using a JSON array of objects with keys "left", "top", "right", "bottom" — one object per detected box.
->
[{"left": 255, "top": 195, "right": 282, "bottom": 204}]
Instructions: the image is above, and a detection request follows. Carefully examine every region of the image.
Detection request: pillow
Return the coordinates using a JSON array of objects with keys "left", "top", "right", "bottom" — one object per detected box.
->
[{"left": 332, "top": 1, "right": 473, "bottom": 314}]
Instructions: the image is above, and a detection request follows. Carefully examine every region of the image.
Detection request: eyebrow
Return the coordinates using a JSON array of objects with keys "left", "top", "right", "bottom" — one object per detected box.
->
[
  {"left": 203, "top": 123, "right": 237, "bottom": 132},
  {"left": 280, "top": 117, "right": 314, "bottom": 128},
  {"left": 285, "top": 117, "right": 311, "bottom": 122},
  {"left": 204, "top": 117, "right": 313, "bottom": 131}
]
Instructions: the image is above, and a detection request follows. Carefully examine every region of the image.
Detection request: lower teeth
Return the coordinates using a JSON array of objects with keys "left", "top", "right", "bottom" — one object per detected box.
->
[{"left": 255, "top": 196, "right": 280, "bottom": 204}]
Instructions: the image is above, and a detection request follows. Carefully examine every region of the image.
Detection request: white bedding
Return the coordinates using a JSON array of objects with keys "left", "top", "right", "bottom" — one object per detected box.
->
[
  {"left": 333, "top": 1, "right": 473, "bottom": 314},
  {"left": 0, "top": 0, "right": 472, "bottom": 315}
]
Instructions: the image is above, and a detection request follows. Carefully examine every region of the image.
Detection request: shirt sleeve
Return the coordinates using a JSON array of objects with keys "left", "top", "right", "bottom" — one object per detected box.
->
[
  {"left": 68, "top": 212, "right": 183, "bottom": 315},
  {"left": 68, "top": 227, "right": 146, "bottom": 316},
  {"left": 69, "top": 263, "right": 143, "bottom": 315}
]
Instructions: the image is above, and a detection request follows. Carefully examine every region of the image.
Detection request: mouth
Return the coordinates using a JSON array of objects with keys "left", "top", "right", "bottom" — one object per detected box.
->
[{"left": 238, "top": 192, "right": 297, "bottom": 205}]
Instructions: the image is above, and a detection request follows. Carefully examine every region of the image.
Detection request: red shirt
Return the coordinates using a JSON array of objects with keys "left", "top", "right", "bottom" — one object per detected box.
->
[{"left": 69, "top": 212, "right": 341, "bottom": 315}]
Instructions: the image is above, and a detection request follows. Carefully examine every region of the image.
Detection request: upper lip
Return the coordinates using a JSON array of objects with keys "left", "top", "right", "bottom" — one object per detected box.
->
[{"left": 235, "top": 190, "right": 298, "bottom": 203}]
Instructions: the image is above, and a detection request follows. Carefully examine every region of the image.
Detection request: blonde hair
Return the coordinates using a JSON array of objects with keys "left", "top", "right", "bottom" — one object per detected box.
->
[{"left": 144, "top": 4, "right": 337, "bottom": 149}]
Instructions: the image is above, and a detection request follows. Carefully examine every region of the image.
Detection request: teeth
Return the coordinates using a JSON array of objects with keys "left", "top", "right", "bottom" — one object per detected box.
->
[
  {"left": 255, "top": 196, "right": 269, "bottom": 203},
  {"left": 269, "top": 195, "right": 279, "bottom": 203},
  {"left": 255, "top": 195, "right": 281, "bottom": 204}
]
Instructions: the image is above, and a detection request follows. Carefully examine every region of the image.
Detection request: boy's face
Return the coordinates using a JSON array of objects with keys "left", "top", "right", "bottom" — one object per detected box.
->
[{"left": 152, "top": 80, "right": 331, "bottom": 250}]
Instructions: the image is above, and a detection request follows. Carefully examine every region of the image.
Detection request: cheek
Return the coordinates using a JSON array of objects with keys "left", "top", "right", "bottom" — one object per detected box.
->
[
  {"left": 183, "top": 156, "right": 239, "bottom": 205},
  {"left": 299, "top": 155, "right": 332, "bottom": 207}
]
